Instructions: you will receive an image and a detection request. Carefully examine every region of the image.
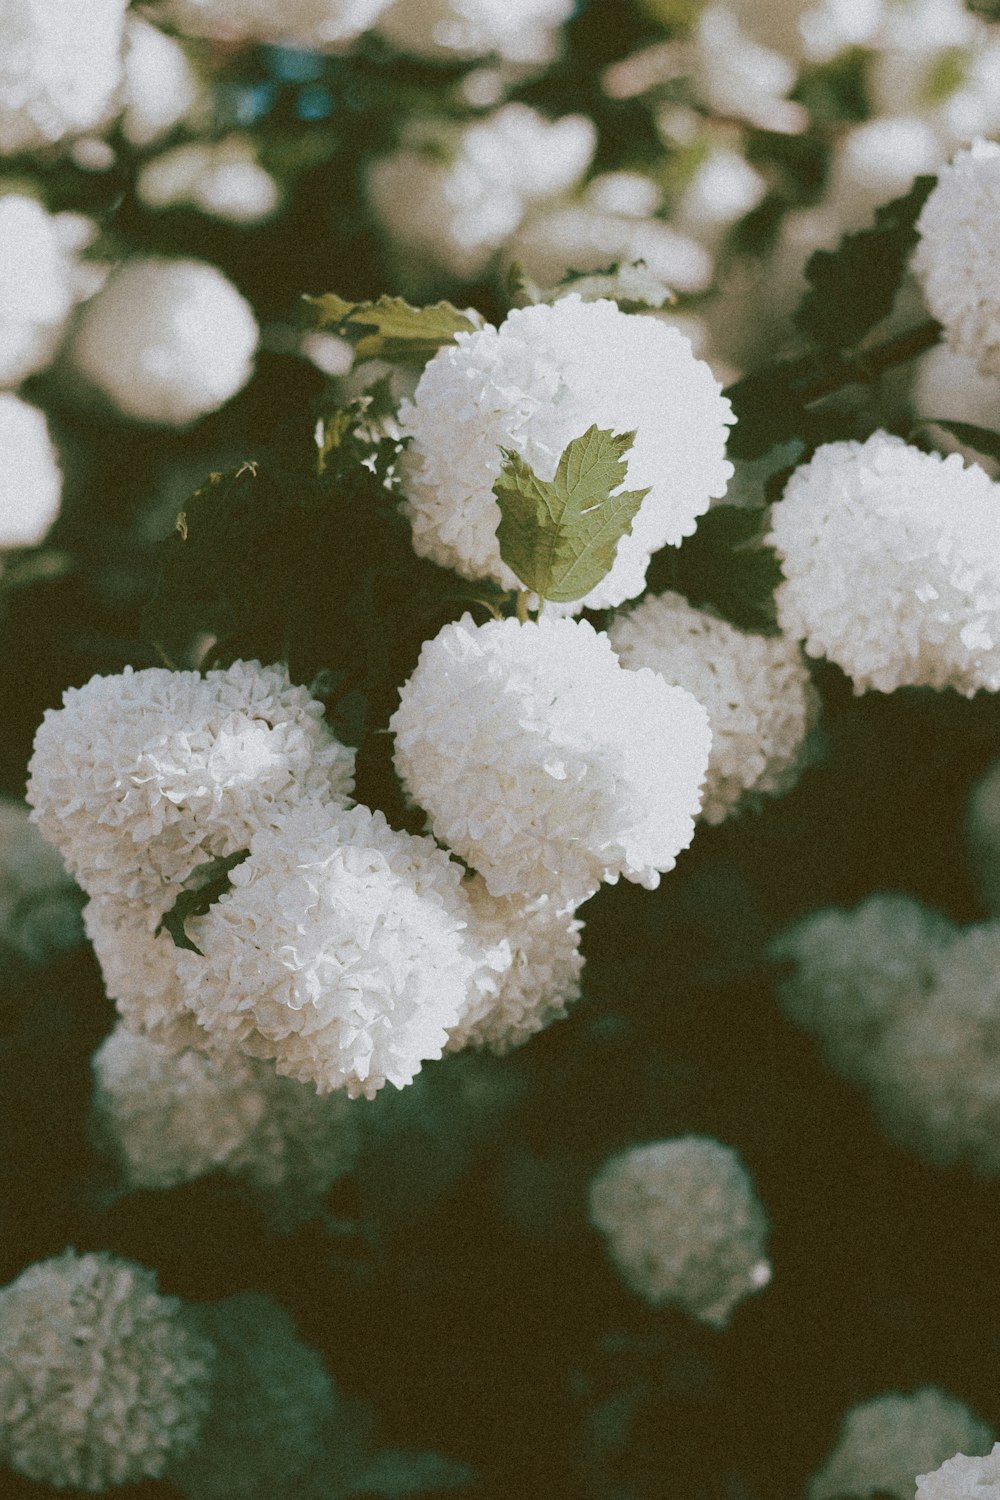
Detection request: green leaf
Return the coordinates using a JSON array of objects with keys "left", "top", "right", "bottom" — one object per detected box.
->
[
  {"left": 494, "top": 426, "right": 649, "bottom": 604},
  {"left": 794, "top": 175, "right": 936, "bottom": 351},
  {"left": 646, "top": 504, "right": 784, "bottom": 633},
  {"left": 304, "top": 292, "right": 481, "bottom": 363},
  {"left": 915, "top": 418, "right": 1000, "bottom": 465},
  {"left": 155, "top": 851, "right": 250, "bottom": 955}
]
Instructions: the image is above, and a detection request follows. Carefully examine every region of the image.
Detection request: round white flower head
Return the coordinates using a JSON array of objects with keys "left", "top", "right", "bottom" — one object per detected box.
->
[
  {"left": 376, "top": 0, "right": 573, "bottom": 63},
  {"left": 0, "top": 195, "right": 88, "bottom": 388},
  {"left": 175, "top": 801, "right": 486, "bottom": 1099},
  {"left": 83, "top": 891, "right": 207, "bottom": 1048},
  {"left": 168, "top": 1294, "right": 340, "bottom": 1500},
  {"left": 27, "top": 659, "right": 355, "bottom": 901},
  {"left": 0, "top": 0, "right": 127, "bottom": 156},
  {"left": 91, "top": 1021, "right": 363, "bottom": 1202},
  {"left": 913, "top": 140, "right": 1000, "bottom": 378},
  {"left": 119, "top": 16, "right": 200, "bottom": 149},
  {"left": 808, "top": 1389, "right": 994, "bottom": 1500},
  {"left": 966, "top": 755, "right": 1000, "bottom": 912},
  {"left": 768, "top": 431, "right": 1000, "bottom": 696},
  {"left": 0, "top": 393, "right": 61, "bottom": 550},
  {"left": 398, "top": 296, "right": 734, "bottom": 611},
  {"left": 68, "top": 257, "right": 259, "bottom": 427},
  {"left": 588, "top": 1136, "right": 771, "bottom": 1327},
  {"left": 138, "top": 137, "right": 282, "bottom": 226},
  {"left": 390, "top": 614, "right": 712, "bottom": 905},
  {"left": 917, "top": 1442, "right": 1000, "bottom": 1500},
  {"left": 0, "top": 1248, "right": 214, "bottom": 1491},
  {"left": 447, "top": 873, "right": 584, "bottom": 1053},
  {"left": 609, "top": 591, "right": 820, "bottom": 825},
  {"left": 152, "top": 0, "right": 393, "bottom": 48},
  {"left": 0, "top": 797, "right": 81, "bottom": 963}
]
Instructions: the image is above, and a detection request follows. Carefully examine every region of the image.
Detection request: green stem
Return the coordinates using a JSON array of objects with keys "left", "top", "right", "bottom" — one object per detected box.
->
[{"left": 515, "top": 590, "right": 530, "bottom": 624}]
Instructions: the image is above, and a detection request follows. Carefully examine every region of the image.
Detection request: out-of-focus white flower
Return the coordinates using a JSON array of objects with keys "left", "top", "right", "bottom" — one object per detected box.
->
[
  {"left": 808, "top": 1389, "right": 994, "bottom": 1500},
  {"left": 608, "top": 592, "right": 820, "bottom": 825},
  {"left": 673, "top": 149, "right": 767, "bottom": 247},
  {"left": 913, "top": 343, "right": 1000, "bottom": 431},
  {"left": 138, "top": 137, "right": 282, "bottom": 225},
  {"left": 0, "top": 393, "right": 61, "bottom": 550},
  {"left": 826, "top": 117, "right": 944, "bottom": 233},
  {"left": 913, "top": 140, "right": 1000, "bottom": 378},
  {"left": 448, "top": 874, "right": 584, "bottom": 1053},
  {"left": 769, "top": 431, "right": 1000, "bottom": 695},
  {"left": 68, "top": 257, "right": 259, "bottom": 427},
  {"left": 27, "top": 660, "right": 355, "bottom": 901},
  {"left": 691, "top": 7, "right": 804, "bottom": 132},
  {"left": 967, "top": 756, "right": 1000, "bottom": 913},
  {"left": 367, "top": 105, "right": 596, "bottom": 283},
  {"left": 152, "top": 0, "right": 393, "bottom": 48},
  {"left": 0, "top": 195, "right": 95, "bottom": 388},
  {"left": 0, "top": 1249, "right": 214, "bottom": 1490},
  {"left": 0, "top": 797, "right": 80, "bottom": 962},
  {"left": 584, "top": 171, "right": 662, "bottom": 218},
  {"left": 399, "top": 297, "right": 734, "bottom": 608},
  {"left": 376, "top": 0, "right": 573, "bottom": 63},
  {"left": 917, "top": 1442, "right": 1000, "bottom": 1500},
  {"left": 0, "top": 0, "right": 128, "bottom": 156},
  {"left": 508, "top": 202, "right": 713, "bottom": 297},
  {"left": 588, "top": 1137, "right": 771, "bottom": 1327},
  {"left": 175, "top": 802, "right": 492, "bottom": 1099},
  {"left": 119, "top": 16, "right": 200, "bottom": 148},
  {"left": 391, "top": 614, "right": 711, "bottom": 905}
]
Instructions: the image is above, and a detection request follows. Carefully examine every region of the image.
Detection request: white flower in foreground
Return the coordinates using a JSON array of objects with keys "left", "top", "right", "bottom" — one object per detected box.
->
[
  {"left": 0, "top": 1249, "right": 214, "bottom": 1490},
  {"left": 0, "top": 195, "right": 92, "bottom": 388},
  {"left": 448, "top": 874, "right": 584, "bottom": 1053},
  {"left": 376, "top": 0, "right": 573, "bottom": 63},
  {"left": 588, "top": 1137, "right": 771, "bottom": 1327},
  {"left": 138, "top": 137, "right": 281, "bottom": 225},
  {"left": 0, "top": 797, "right": 80, "bottom": 963},
  {"left": 0, "top": 393, "right": 61, "bottom": 550},
  {"left": 967, "top": 755, "right": 1000, "bottom": 912},
  {"left": 175, "top": 802, "right": 491, "bottom": 1099},
  {"left": 68, "top": 257, "right": 258, "bottom": 427},
  {"left": 153, "top": 0, "right": 392, "bottom": 48},
  {"left": 918, "top": 1442, "right": 1000, "bottom": 1499},
  {"left": 399, "top": 297, "right": 734, "bottom": 610},
  {"left": 391, "top": 614, "right": 711, "bottom": 905},
  {"left": 913, "top": 140, "right": 1000, "bottom": 377},
  {"left": 808, "top": 1389, "right": 994, "bottom": 1500},
  {"left": 0, "top": 0, "right": 127, "bottom": 156},
  {"left": 768, "top": 431, "right": 1000, "bottom": 695},
  {"left": 609, "top": 591, "right": 819, "bottom": 825},
  {"left": 119, "top": 17, "right": 200, "bottom": 149},
  {"left": 27, "top": 659, "right": 355, "bottom": 901},
  {"left": 84, "top": 892, "right": 206, "bottom": 1047}
]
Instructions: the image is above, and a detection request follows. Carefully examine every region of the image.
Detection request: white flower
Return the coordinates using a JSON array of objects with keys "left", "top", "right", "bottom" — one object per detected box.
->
[
  {"left": 0, "top": 0, "right": 128, "bottom": 156},
  {"left": 84, "top": 891, "right": 207, "bottom": 1048},
  {"left": 390, "top": 614, "right": 712, "bottom": 905},
  {"left": 588, "top": 1137, "right": 771, "bottom": 1327},
  {"left": 175, "top": 802, "right": 488, "bottom": 1099},
  {"left": 152, "top": 0, "right": 393, "bottom": 48},
  {"left": 673, "top": 149, "right": 767, "bottom": 248},
  {"left": 0, "top": 195, "right": 93, "bottom": 389},
  {"left": 27, "top": 659, "right": 355, "bottom": 901},
  {"left": 768, "top": 431, "right": 1000, "bottom": 696},
  {"left": 375, "top": 0, "right": 573, "bottom": 63},
  {"left": 808, "top": 1389, "right": 994, "bottom": 1500},
  {"left": 0, "top": 393, "right": 61, "bottom": 550},
  {"left": 0, "top": 1249, "right": 214, "bottom": 1490},
  {"left": 68, "top": 257, "right": 259, "bottom": 427},
  {"left": 0, "top": 797, "right": 80, "bottom": 963},
  {"left": 826, "top": 116, "right": 943, "bottom": 234},
  {"left": 913, "top": 343, "right": 1000, "bottom": 431},
  {"left": 138, "top": 137, "right": 281, "bottom": 225},
  {"left": 448, "top": 874, "right": 584, "bottom": 1053},
  {"left": 966, "top": 755, "right": 1000, "bottom": 912},
  {"left": 507, "top": 203, "right": 713, "bottom": 300},
  {"left": 913, "top": 140, "right": 1000, "bottom": 378},
  {"left": 119, "top": 17, "right": 201, "bottom": 149},
  {"left": 918, "top": 1443, "right": 1000, "bottom": 1500},
  {"left": 609, "top": 591, "right": 819, "bottom": 825},
  {"left": 691, "top": 7, "right": 802, "bottom": 132},
  {"left": 399, "top": 297, "right": 734, "bottom": 610}
]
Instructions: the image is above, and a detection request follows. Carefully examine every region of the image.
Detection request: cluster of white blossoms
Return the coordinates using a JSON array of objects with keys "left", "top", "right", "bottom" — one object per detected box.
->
[
  {"left": 0, "top": 0, "right": 128, "bottom": 155},
  {"left": 153, "top": 0, "right": 394, "bottom": 49},
  {"left": 0, "top": 797, "right": 80, "bottom": 963},
  {"left": 391, "top": 613, "right": 711, "bottom": 906},
  {"left": 375, "top": 0, "right": 573, "bottom": 64},
  {"left": 0, "top": 1249, "right": 215, "bottom": 1491},
  {"left": 608, "top": 591, "right": 819, "bottom": 825},
  {"left": 0, "top": 393, "right": 61, "bottom": 552},
  {"left": 399, "top": 296, "right": 734, "bottom": 609},
  {"left": 588, "top": 1137, "right": 771, "bottom": 1327},
  {"left": 0, "top": 195, "right": 100, "bottom": 390},
  {"left": 808, "top": 1389, "right": 994, "bottom": 1500},
  {"left": 67, "top": 257, "right": 260, "bottom": 428},
  {"left": 769, "top": 432, "right": 1000, "bottom": 696},
  {"left": 917, "top": 1443, "right": 1000, "bottom": 1500},
  {"left": 138, "top": 137, "right": 282, "bottom": 226}
]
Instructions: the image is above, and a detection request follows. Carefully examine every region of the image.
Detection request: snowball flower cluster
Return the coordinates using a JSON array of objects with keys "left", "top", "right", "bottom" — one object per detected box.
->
[
  {"left": 376, "top": 0, "right": 573, "bottom": 63},
  {"left": 609, "top": 591, "right": 819, "bottom": 824},
  {"left": 27, "top": 659, "right": 355, "bottom": 902},
  {"left": 399, "top": 296, "right": 734, "bottom": 610},
  {"left": 0, "top": 0, "right": 127, "bottom": 155},
  {"left": 808, "top": 1389, "right": 994, "bottom": 1500},
  {"left": 119, "top": 15, "right": 201, "bottom": 149},
  {"left": 0, "top": 393, "right": 61, "bottom": 550},
  {"left": 0, "top": 195, "right": 96, "bottom": 389},
  {"left": 0, "top": 1249, "right": 214, "bottom": 1490},
  {"left": 588, "top": 1137, "right": 771, "bottom": 1327},
  {"left": 68, "top": 257, "right": 259, "bottom": 427},
  {"left": 913, "top": 140, "right": 1000, "bottom": 377},
  {"left": 138, "top": 137, "right": 281, "bottom": 225},
  {"left": 153, "top": 0, "right": 393, "bottom": 48},
  {"left": 391, "top": 613, "right": 712, "bottom": 906},
  {"left": 174, "top": 802, "right": 496, "bottom": 1098},
  {"left": 769, "top": 431, "right": 1000, "bottom": 695},
  {"left": 0, "top": 797, "right": 80, "bottom": 963},
  {"left": 918, "top": 1443, "right": 1000, "bottom": 1500}
]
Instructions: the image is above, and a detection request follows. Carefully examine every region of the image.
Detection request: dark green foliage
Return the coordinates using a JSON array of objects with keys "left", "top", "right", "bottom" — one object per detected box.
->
[
  {"left": 155, "top": 851, "right": 250, "bottom": 955},
  {"left": 645, "top": 504, "right": 784, "bottom": 632}
]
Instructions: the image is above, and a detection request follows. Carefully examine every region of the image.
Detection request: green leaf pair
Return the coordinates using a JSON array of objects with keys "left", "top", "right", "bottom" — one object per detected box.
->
[{"left": 305, "top": 292, "right": 481, "bottom": 364}]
